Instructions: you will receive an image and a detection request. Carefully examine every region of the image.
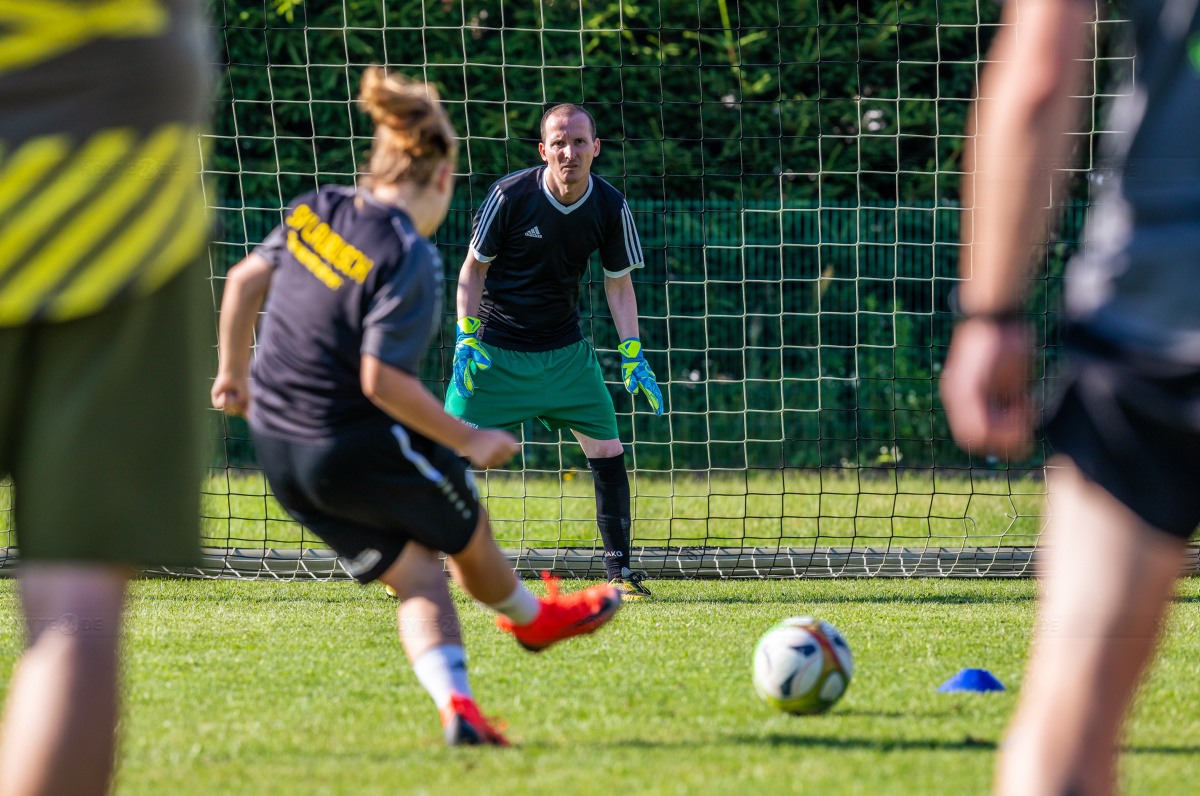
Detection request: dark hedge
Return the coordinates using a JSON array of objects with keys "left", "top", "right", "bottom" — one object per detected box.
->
[{"left": 207, "top": 0, "right": 1119, "bottom": 471}]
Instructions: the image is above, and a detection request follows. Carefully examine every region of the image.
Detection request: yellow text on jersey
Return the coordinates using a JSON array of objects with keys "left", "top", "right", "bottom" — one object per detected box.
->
[{"left": 285, "top": 203, "right": 375, "bottom": 288}]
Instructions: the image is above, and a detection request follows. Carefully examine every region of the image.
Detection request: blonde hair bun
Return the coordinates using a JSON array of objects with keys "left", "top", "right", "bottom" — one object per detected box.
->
[{"left": 358, "top": 66, "right": 457, "bottom": 186}]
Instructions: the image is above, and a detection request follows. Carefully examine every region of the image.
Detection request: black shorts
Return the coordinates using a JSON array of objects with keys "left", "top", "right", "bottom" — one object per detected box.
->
[
  {"left": 1045, "top": 326, "right": 1200, "bottom": 539},
  {"left": 251, "top": 422, "right": 481, "bottom": 583}
]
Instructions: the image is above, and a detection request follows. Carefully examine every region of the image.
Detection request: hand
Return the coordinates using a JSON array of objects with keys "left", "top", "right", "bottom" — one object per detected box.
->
[
  {"left": 452, "top": 316, "right": 491, "bottom": 398},
  {"left": 462, "top": 428, "right": 520, "bottom": 469},
  {"left": 211, "top": 370, "right": 252, "bottom": 417},
  {"left": 618, "top": 338, "right": 663, "bottom": 416},
  {"left": 940, "top": 318, "right": 1033, "bottom": 459}
]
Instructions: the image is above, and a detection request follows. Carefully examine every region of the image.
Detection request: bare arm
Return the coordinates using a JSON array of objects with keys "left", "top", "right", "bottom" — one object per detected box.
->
[
  {"left": 604, "top": 273, "right": 640, "bottom": 341},
  {"left": 211, "top": 253, "right": 274, "bottom": 416},
  {"left": 958, "top": 0, "right": 1092, "bottom": 314},
  {"left": 457, "top": 252, "right": 490, "bottom": 320},
  {"left": 942, "top": 0, "right": 1091, "bottom": 456},
  {"left": 361, "top": 355, "right": 518, "bottom": 468}
]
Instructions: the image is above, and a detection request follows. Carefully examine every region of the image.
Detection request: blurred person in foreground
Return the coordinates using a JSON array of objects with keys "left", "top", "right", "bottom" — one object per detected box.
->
[
  {"left": 0, "top": 1, "right": 212, "bottom": 794},
  {"left": 941, "top": 0, "right": 1200, "bottom": 792}
]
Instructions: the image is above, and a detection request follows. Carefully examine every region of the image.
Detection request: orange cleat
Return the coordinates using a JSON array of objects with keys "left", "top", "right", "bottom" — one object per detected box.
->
[
  {"left": 440, "top": 693, "right": 509, "bottom": 746},
  {"left": 495, "top": 571, "right": 621, "bottom": 652}
]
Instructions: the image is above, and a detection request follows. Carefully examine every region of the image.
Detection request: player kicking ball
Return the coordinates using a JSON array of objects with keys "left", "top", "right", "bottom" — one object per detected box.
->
[
  {"left": 447, "top": 103, "right": 662, "bottom": 599},
  {"left": 211, "top": 68, "right": 620, "bottom": 746}
]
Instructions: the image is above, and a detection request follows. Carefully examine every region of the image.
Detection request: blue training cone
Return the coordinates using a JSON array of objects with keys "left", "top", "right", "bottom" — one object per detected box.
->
[{"left": 937, "top": 668, "right": 1006, "bottom": 693}]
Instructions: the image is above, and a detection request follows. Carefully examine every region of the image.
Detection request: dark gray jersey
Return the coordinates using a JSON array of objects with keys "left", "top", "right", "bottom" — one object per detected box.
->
[
  {"left": 1066, "top": 0, "right": 1200, "bottom": 363},
  {"left": 250, "top": 187, "right": 443, "bottom": 440}
]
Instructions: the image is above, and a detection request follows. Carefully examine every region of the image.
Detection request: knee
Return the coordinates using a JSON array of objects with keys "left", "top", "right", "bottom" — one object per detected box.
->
[
  {"left": 455, "top": 508, "right": 494, "bottom": 556},
  {"left": 379, "top": 545, "right": 444, "bottom": 600},
  {"left": 593, "top": 440, "right": 624, "bottom": 459},
  {"left": 20, "top": 564, "right": 127, "bottom": 649}
]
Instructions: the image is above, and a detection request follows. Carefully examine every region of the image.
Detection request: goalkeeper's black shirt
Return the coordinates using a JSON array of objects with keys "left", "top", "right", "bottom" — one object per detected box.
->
[
  {"left": 468, "top": 166, "right": 644, "bottom": 352},
  {"left": 250, "top": 186, "right": 443, "bottom": 440}
]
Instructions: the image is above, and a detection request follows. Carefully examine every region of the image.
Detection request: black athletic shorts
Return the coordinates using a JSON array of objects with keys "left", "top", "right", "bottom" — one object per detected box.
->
[
  {"left": 251, "top": 422, "right": 481, "bottom": 583},
  {"left": 1044, "top": 326, "right": 1200, "bottom": 540}
]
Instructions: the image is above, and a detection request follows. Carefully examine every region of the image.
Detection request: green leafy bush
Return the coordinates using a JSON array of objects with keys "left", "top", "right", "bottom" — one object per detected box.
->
[{"left": 208, "top": 0, "right": 1103, "bottom": 471}]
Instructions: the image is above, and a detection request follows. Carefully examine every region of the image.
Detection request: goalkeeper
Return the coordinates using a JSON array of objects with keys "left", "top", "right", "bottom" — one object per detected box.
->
[{"left": 446, "top": 103, "right": 662, "bottom": 599}]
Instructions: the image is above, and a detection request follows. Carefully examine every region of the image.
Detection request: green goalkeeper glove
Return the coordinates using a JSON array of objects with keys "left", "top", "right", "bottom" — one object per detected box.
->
[
  {"left": 452, "top": 317, "right": 491, "bottom": 398},
  {"left": 618, "top": 338, "right": 663, "bottom": 415}
]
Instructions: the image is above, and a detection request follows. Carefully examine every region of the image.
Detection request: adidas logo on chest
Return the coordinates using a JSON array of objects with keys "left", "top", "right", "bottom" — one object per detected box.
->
[{"left": 524, "top": 226, "right": 543, "bottom": 238}]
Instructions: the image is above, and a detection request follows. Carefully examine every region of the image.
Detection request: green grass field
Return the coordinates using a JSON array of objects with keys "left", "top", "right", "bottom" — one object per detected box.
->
[
  {"left": 2, "top": 577, "right": 1198, "bottom": 794},
  {"left": 200, "top": 470, "right": 1046, "bottom": 552}
]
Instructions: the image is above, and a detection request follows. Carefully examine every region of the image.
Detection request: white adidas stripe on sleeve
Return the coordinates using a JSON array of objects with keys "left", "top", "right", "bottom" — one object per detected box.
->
[
  {"left": 607, "top": 200, "right": 645, "bottom": 278},
  {"left": 619, "top": 199, "right": 648, "bottom": 273},
  {"left": 623, "top": 202, "right": 644, "bottom": 265},
  {"left": 469, "top": 185, "right": 506, "bottom": 256}
]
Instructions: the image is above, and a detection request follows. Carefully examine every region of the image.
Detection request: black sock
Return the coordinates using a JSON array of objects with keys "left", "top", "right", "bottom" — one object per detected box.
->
[{"left": 588, "top": 453, "right": 631, "bottom": 579}]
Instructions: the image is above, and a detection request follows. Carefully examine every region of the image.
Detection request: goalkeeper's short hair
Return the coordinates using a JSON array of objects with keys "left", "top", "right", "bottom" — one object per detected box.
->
[{"left": 540, "top": 103, "right": 596, "bottom": 141}]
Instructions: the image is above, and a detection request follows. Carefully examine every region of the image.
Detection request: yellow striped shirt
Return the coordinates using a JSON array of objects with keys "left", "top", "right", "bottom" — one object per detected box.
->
[{"left": 0, "top": 0, "right": 210, "bottom": 325}]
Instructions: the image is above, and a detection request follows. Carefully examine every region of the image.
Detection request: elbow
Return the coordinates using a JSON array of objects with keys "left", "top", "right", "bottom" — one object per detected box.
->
[
  {"left": 463, "top": 255, "right": 489, "bottom": 280},
  {"left": 1017, "top": 70, "right": 1075, "bottom": 124},
  {"left": 224, "top": 262, "right": 250, "bottom": 293},
  {"left": 984, "top": 8, "right": 1087, "bottom": 126},
  {"left": 361, "top": 357, "right": 414, "bottom": 411},
  {"left": 225, "top": 253, "right": 274, "bottom": 298},
  {"left": 360, "top": 357, "right": 382, "bottom": 402},
  {"left": 361, "top": 378, "right": 379, "bottom": 404},
  {"left": 227, "top": 255, "right": 260, "bottom": 286}
]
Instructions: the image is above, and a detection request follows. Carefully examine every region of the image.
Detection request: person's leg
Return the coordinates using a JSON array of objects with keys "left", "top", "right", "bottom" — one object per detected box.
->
[
  {"left": 378, "top": 541, "right": 462, "bottom": 664},
  {"left": 0, "top": 564, "right": 129, "bottom": 796},
  {"left": 540, "top": 341, "right": 640, "bottom": 587},
  {"left": 338, "top": 424, "right": 618, "bottom": 655},
  {"left": 377, "top": 542, "right": 472, "bottom": 708},
  {"left": 572, "top": 433, "right": 624, "bottom": 460},
  {"left": 0, "top": 266, "right": 205, "bottom": 795},
  {"left": 996, "top": 457, "right": 1187, "bottom": 796},
  {"left": 572, "top": 431, "right": 633, "bottom": 581},
  {"left": 376, "top": 539, "right": 510, "bottom": 746},
  {"left": 445, "top": 508, "right": 538, "bottom": 615},
  {"left": 446, "top": 506, "right": 621, "bottom": 653}
]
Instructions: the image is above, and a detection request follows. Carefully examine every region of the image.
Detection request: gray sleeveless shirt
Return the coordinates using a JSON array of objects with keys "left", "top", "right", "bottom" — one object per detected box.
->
[{"left": 1066, "top": 0, "right": 1200, "bottom": 363}]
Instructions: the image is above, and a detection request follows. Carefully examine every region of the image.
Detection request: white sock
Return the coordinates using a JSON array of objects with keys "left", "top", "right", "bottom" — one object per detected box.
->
[
  {"left": 488, "top": 582, "right": 541, "bottom": 626},
  {"left": 412, "top": 645, "right": 471, "bottom": 710}
]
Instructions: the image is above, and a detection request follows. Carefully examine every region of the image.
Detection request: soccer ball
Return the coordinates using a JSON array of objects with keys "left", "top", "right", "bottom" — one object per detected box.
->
[{"left": 753, "top": 616, "right": 853, "bottom": 714}]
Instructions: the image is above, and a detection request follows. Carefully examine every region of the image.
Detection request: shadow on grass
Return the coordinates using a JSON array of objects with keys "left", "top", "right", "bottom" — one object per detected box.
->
[
  {"left": 735, "top": 733, "right": 998, "bottom": 751},
  {"left": 831, "top": 709, "right": 955, "bottom": 719},
  {"left": 568, "top": 734, "right": 999, "bottom": 752},
  {"left": 659, "top": 593, "right": 1036, "bottom": 606},
  {"left": 126, "top": 587, "right": 373, "bottom": 606},
  {"left": 1122, "top": 744, "right": 1200, "bottom": 755}
]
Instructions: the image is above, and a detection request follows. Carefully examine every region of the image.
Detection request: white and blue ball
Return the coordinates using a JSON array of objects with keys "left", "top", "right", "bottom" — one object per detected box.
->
[{"left": 752, "top": 616, "right": 853, "bottom": 714}]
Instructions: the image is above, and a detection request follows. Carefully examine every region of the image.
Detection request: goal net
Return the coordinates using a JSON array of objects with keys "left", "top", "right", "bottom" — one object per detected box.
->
[{"left": 0, "top": 0, "right": 1133, "bottom": 579}]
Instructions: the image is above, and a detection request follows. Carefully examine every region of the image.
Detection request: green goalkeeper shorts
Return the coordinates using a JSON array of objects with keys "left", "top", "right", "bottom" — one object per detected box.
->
[
  {"left": 0, "top": 263, "right": 207, "bottom": 567},
  {"left": 445, "top": 339, "right": 620, "bottom": 441}
]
